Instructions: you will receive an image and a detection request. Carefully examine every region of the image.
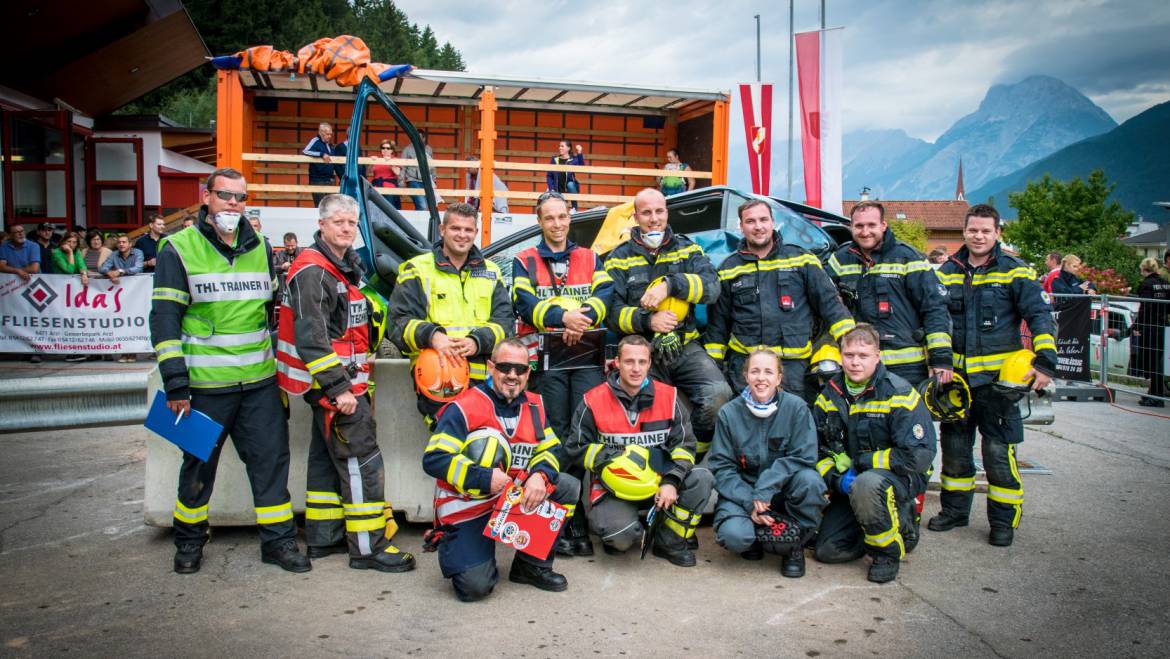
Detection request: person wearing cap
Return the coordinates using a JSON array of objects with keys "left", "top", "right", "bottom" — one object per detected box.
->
[{"left": 32, "top": 223, "right": 58, "bottom": 274}]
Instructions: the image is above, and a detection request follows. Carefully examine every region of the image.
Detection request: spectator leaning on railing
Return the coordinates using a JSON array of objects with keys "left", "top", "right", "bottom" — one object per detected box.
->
[
  {"left": 1, "top": 225, "right": 43, "bottom": 362},
  {"left": 82, "top": 230, "right": 113, "bottom": 275},
  {"left": 100, "top": 234, "right": 144, "bottom": 285}
]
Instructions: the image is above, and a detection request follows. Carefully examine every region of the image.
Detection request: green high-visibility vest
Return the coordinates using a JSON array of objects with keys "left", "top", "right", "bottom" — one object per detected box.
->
[{"left": 162, "top": 227, "right": 275, "bottom": 388}]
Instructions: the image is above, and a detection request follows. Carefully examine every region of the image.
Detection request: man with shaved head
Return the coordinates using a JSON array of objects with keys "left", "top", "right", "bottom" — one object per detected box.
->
[{"left": 601, "top": 188, "right": 731, "bottom": 464}]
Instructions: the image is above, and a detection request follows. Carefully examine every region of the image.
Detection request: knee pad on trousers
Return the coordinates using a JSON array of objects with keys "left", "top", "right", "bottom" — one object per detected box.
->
[
  {"left": 603, "top": 522, "right": 642, "bottom": 552},
  {"left": 451, "top": 560, "right": 498, "bottom": 603}
]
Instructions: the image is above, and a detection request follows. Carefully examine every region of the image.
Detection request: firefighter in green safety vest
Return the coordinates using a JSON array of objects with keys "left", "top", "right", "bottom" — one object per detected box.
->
[
  {"left": 150, "top": 168, "right": 310, "bottom": 575},
  {"left": 388, "top": 202, "right": 514, "bottom": 426}
]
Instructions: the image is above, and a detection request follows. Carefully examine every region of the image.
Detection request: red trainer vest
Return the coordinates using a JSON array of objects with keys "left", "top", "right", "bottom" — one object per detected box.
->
[
  {"left": 433, "top": 388, "right": 547, "bottom": 525},
  {"left": 276, "top": 247, "right": 370, "bottom": 396},
  {"left": 583, "top": 380, "right": 677, "bottom": 448},
  {"left": 515, "top": 246, "right": 597, "bottom": 353}
]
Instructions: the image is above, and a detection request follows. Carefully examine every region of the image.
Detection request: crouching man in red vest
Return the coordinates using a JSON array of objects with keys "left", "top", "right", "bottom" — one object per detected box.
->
[
  {"left": 276, "top": 193, "right": 415, "bottom": 573},
  {"left": 566, "top": 335, "right": 715, "bottom": 567},
  {"left": 423, "top": 338, "right": 581, "bottom": 602}
]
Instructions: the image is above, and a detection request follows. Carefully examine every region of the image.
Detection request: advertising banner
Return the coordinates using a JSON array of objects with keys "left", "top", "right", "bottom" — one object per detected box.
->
[
  {"left": 1053, "top": 295, "right": 1091, "bottom": 381},
  {"left": 0, "top": 274, "right": 153, "bottom": 354}
]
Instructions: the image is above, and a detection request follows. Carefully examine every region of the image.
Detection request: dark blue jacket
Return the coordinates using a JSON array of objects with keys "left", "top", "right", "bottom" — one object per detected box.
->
[{"left": 302, "top": 137, "right": 336, "bottom": 182}]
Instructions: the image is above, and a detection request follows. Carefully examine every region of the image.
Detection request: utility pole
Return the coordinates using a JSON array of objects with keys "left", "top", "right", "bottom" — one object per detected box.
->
[
  {"left": 786, "top": 0, "right": 794, "bottom": 198},
  {"left": 754, "top": 14, "right": 762, "bottom": 82},
  {"left": 821, "top": 0, "right": 826, "bottom": 28}
]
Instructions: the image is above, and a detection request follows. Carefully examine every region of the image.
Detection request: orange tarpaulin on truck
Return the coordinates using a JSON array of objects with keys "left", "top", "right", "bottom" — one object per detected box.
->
[{"left": 217, "top": 36, "right": 403, "bottom": 87}]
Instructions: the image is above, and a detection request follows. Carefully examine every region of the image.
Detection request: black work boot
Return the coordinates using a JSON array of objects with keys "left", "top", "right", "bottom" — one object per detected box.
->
[
  {"left": 174, "top": 543, "right": 203, "bottom": 574},
  {"left": 988, "top": 527, "right": 1014, "bottom": 547},
  {"left": 780, "top": 546, "right": 806, "bottom": 578},
  {"left": 651, "top": 540, "right": 696, "bottom": 567},
  {"left": 307, "top": 541, "right": 348, "bottom": 559},
  {"left": 350, "top": 546, "right": 416, "bottom": 572},
  {"left": 927, "top": 510, "right": 969, "bottom": 532},
  {"left": 261, "top": 539, "right": 312, "bottom": 573},
  {"left": 508, "top": 559, "right": 568, "bottom": 592},
  {"left": 556, "top": 516, "right": 595, "bottom": 557},
  {"left": 867, "top": 555, "right": 900, "bottom": 583}
]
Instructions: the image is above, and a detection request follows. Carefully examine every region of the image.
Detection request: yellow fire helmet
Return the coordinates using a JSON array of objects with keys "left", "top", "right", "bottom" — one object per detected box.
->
[
  {"left": 995, "top": 349, "right": 1036, "bottom": 401},
  {"left": 459, "top": 428, "right": 512, "bottom": 498},
  {"left": 808, "top": 344, "right": 843, "bottom": 378},
  {"left": 649, "top": 276, "right": 690, "bottom": 320},
  {"left": 922, "top": 371, "right": 972, "bottom": 423},
  {"left": 600, "top": 445, "right": 662, "bottom": 501}
]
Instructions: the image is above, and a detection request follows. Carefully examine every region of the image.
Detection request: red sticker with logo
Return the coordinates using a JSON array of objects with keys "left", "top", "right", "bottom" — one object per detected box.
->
[{"left": 780, "top": 295, "right": 793, "bottom": 310}]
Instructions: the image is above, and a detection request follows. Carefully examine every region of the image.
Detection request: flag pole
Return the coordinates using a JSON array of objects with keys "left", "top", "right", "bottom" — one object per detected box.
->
[
  {"left": 754, "top": 15, "right": 762, "bottom": 82},
  {"left": 786, "top": 0, "right": 794, "bottom": 198}
]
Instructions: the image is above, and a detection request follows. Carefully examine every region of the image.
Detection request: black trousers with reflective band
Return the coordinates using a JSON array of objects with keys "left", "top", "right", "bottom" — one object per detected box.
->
[
  {"left": 173, "top": 381, "right": 295, "bottom": 550},
  {"left": 939, "top": 384, "right": 1024, "bottom": 529},
  {"left": 814, "top": 469, "right": 914, "bottom": 563}
]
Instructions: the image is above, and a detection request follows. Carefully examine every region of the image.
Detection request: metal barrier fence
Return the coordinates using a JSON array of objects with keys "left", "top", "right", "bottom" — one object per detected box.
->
[{"left": 1052, "top": 292, "right": 1169, "bottom": 406}]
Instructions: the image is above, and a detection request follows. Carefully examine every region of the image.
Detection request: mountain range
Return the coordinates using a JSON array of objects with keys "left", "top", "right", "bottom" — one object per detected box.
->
[{"left": 767, "top": 75, "right": 1162, "bottom": 213}]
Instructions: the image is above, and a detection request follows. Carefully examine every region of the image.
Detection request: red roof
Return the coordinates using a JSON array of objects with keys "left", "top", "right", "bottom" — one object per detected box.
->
[{"left": 842, "top": 200, "right": 970, "bottom": 230}]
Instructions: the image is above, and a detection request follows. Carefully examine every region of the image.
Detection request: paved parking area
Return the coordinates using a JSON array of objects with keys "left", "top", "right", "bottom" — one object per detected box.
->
[{"left": 1, "top": 393, "right": 1168, "bottom": 657}]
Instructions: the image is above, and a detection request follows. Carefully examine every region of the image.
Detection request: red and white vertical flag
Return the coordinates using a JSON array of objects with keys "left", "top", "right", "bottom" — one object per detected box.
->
[
  {"left": 795, "top": 27, "right": 843, "bottom": 211},
  {"left": 738, "top": 83, "right": 773, "bottom": 196}
]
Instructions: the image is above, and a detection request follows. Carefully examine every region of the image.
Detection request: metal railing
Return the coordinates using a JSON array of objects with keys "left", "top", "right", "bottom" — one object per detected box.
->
[{"left": 1052, "top": 292, "right": 1168, "bottom": 405}]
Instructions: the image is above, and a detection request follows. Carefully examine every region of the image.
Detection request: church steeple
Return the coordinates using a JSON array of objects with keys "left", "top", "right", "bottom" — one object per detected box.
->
[{"left": 955, "top": 158, "right": 966, "bottom": 201}]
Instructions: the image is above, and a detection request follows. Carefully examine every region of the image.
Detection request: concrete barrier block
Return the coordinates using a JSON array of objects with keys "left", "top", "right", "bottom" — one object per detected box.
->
[{"left": 144, "top": 359, "right": 436, "bottom": 528}]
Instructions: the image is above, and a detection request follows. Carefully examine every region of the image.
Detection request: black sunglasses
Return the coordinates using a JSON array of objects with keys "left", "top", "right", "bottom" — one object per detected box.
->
[
  {"left": 492, "top": 362, "right": 529, "bottom": 376},
  {"left": 210, "top": 189, "right": 247, "bottom": 203}
]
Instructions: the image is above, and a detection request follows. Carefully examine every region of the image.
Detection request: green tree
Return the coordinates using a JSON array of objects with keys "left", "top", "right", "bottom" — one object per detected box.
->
[
  {"left": 1002, "top": 170, "right": 1133, "bottom": 266},
  {"left": 889, "top": 217, "right": 929, "bottom": 254},
  {"left": 1076, "top": 233, "right": 1141, "bottom": 289},
  {"left": 115, "top": 0, "right": 465, "bottom": 127}
]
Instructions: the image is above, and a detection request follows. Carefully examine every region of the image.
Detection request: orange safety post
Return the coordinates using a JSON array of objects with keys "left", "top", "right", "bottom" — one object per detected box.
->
[
  {"left": 477, "top": 86, "right": 498, "bottom": 245},
  {"left": 711, "top": 99, "right": 729, "bottom": 186},
  {"left": 216, "top": 70, "right": 246, "bottom": 172}
]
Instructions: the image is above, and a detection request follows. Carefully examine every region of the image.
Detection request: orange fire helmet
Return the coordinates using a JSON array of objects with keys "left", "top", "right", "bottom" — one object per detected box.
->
[{"left": 414, "top": 348, "right": 470, "bottom": 402}]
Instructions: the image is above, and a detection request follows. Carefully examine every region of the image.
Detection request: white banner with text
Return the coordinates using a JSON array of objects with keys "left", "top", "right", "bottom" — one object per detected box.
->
[{"left": 0, "top": 274, "right": 153, "bottom": 354}]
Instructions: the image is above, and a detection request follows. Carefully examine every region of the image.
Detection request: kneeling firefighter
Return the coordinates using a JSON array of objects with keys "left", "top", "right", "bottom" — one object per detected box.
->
[
  {"left": 277, "top": 193, "right": 415, "bottom": 572},
  {"left": 811, "top": 324, "right": 936, "bottom": 584}
]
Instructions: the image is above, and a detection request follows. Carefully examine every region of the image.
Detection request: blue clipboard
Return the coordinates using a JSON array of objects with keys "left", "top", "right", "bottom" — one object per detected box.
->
[{"left": 144, "top": 390, "right": 223, "bottom": 462}]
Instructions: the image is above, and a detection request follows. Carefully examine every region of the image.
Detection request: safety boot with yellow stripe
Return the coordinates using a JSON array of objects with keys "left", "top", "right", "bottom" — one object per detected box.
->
[{"left": 350, "top": 545, "right": 416, "bottom": 573}]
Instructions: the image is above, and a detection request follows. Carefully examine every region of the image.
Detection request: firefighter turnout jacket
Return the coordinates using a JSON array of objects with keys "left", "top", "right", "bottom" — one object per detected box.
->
[
  {"left": 150, "top": 208, "right": 277, "bottom": 397},
  {"left": 277, "top": 235, "right": 372, "bottom": 401},
  {"left": 936, "top": 243, "right": 1057, "bottom": 387},
  {"left": 424, "top": 384, "right": 565, "bottom": 525},
  {"left": 604, "top": 227, "right": 720, "bottom": 344},
  {"left": 566, "top": 371, "right": 697, "bottom": 488},
  {"left": 827, "top": 228, "right": 952, "bottom": 372},
  {"left": 388, "top": 243, "right": 513, "bottom": 381},
  {"left": 705, "top": 231, "right": 854, "bottom": 362},
  {"left": 512, "top": 239, "right": 612, "bottom": 346},
  {"left": 812, "top": 364, "right": 937, "bottom": 490}
]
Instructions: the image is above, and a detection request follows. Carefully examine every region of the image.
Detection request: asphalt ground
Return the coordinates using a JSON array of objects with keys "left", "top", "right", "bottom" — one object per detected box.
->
[{"left": 1, "top": 392, "right": 1168, "bottom": 658}]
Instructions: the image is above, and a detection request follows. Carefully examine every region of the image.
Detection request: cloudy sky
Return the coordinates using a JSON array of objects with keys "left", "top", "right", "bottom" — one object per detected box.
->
[{"left": 397, "top": 0, "right": 1170, "bottom": 142}]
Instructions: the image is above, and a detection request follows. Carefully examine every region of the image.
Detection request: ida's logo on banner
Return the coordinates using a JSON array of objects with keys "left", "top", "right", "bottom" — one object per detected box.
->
[{"left": 21, "top": 278, "right": 58, "bottom": 312}]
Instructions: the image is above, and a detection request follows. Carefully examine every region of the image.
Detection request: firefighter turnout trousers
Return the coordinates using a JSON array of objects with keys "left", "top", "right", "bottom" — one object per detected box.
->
[
  {"left": 651, "top": 341, "right": 732, "bottom": 455},
  {"left": 304, "top": 394, "right": 400, "bottom": 557},
  {"left": 172, "top": 380, "right": 295, "bottom": 549},
  {"left": 938, "top": 384, "right": 1025, "bottom": 529},
  {"left": 586, "top": 468, "right": 715, "bottom": 552},
  {"left": 438, "top": 474, "right": 581, "bottom": 602},
  {"left": 814, "top": 469, "right": 915, "bottom": 564}
]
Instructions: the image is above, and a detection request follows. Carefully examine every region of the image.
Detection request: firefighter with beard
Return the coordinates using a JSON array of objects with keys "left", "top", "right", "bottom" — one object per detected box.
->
[
  {"left": 705, "top": 199, "right": 855, "bottom": 402},
  {"left": 827, "top": 201, "right": 952, "bottom": 387}
]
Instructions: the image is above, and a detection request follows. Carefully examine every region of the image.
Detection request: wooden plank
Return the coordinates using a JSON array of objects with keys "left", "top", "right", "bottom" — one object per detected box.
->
[
  {"left": 253, "top": 115, "right": 461, "bottom": 130},
  {"left": 243, "top": 153, "right": 710, "bottom": 178},
  {"left": 248, "top": 183, "right": 630, "bottom": 204}
]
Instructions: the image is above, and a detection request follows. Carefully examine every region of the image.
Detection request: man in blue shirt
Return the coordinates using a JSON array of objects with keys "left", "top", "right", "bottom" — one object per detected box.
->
[
  {"left": 0, "top": 225, "right": 40, "bottom": 281},
  {"left": 99, "top": 234, "right": 144, "bottom": 284},
  {"left": 134, "top": 214, "right": 167, "bottom": 272}
]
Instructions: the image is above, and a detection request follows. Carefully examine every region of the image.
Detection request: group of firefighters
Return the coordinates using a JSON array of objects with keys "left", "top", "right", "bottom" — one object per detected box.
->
[{"left": 149, "top": 167, "right": 1057, "bottom": 602}]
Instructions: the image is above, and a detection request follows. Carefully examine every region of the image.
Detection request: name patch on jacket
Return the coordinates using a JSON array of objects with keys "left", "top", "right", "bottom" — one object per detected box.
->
[
  {"left": 600, "top": 430, "right": 669, "bottom": 447},
  {"left": 470, "top": 269, "right": 498, "bottom": 280}
]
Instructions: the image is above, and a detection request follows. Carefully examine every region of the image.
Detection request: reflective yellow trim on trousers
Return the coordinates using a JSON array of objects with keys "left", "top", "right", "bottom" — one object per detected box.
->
[
  {"left": 663, "top": 505, "right": 702, "bottom": 539},
  {"left": 255, "top": 502, "right": 294, "bottom": 525},
  {"left": 940, "top": 474, "right": 976, "bottom": 491},
  {"left": 306, "top": 491, "right": 341, "bottom": 505},
  {"left": 863, "top": 486, "right": 905, "bottom": 559},
  {"left": 1004, "top": 444, "right": 1023, "bottom": 527},
  {"left": 305, "top": 507, "right": 343, "bottom": 521},
  {"left": 695, "top": 440, "right": 711, "bottom": 454},
  {"left": 344, "top": 501, "right": 386, "bottom": 515},
  {"left": 345, "top": 516, "right": 386, "bottom": 532},
  {"left": 173, "top": 501, "right": 209, "bottom": 524},
  {"left": 881, "top": 346, "right": 927, "bottom": 366}
]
